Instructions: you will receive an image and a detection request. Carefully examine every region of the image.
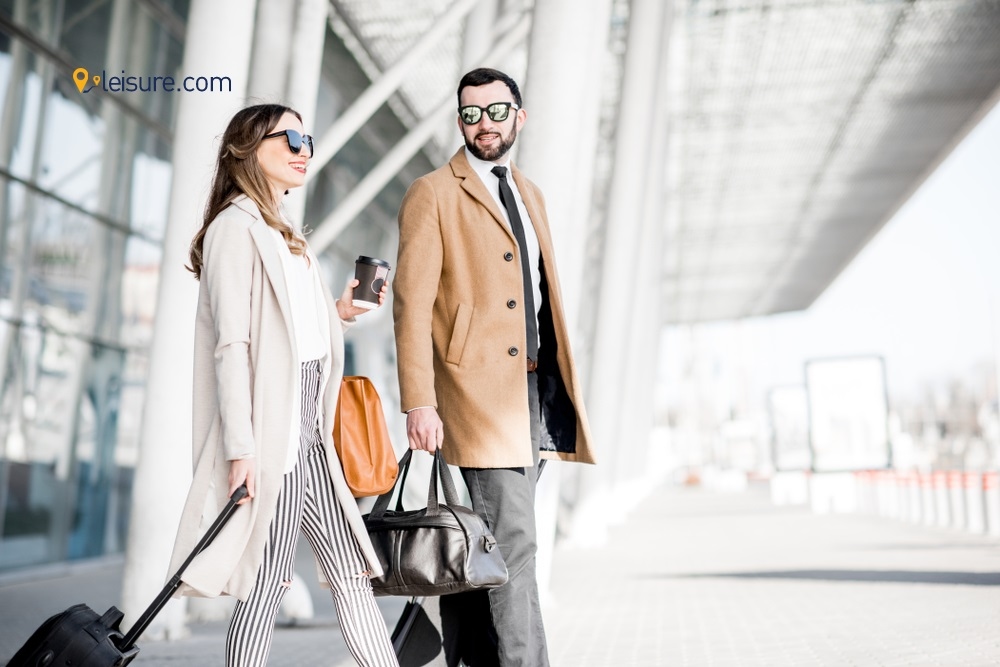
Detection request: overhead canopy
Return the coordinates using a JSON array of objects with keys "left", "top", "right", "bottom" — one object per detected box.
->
[
  {"left": 664, "top": 0, "right": 1000, "bottom": 323},
  {"left": 327, "top": 0, "right": 1000, "bottom": 324}
]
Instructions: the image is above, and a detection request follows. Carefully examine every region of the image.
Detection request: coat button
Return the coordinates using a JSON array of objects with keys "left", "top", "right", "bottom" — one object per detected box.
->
[
  {"left": 507, "top": 299, "right": 516, "bottom": 309},
  {"left": 508, "top": 346, "right": 519, "bottom": 357},
  {"left": 504, "top": 252, "right": 514, "bottom": 261}
]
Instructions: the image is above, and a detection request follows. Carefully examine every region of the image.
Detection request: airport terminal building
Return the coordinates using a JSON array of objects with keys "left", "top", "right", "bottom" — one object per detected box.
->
[{"left": 1, "top": 1, "right": 999, "bottom": 637}]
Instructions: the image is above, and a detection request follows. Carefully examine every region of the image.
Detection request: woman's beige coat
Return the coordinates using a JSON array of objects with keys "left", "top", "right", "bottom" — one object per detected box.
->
[{"left": 167, "top": 196, "right": 382, "bottom": 601}]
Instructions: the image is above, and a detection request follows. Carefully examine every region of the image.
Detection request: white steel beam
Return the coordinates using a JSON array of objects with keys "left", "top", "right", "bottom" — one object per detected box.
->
[
  {"left": 307, "top": 0, "right": 479, "bottom": 178},
  {"left": 308, "top": 13, "right": 531, "bottom": 254}
]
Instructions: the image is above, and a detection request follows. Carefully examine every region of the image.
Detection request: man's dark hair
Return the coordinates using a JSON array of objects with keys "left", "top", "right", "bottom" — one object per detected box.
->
[{"left": 457, "top": 68, "right": 522, "bottom": 108}]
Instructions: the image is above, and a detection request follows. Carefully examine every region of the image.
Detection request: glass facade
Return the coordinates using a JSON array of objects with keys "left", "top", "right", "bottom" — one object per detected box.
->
[
  {"left": 0, "top": 0, "right": 187, "bottom": 570},
  {"left": 0, "top": 0, "right": 430, "bottom": 573}
]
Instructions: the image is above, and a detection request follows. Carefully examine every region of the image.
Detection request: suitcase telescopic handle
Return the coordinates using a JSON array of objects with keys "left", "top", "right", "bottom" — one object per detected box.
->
[{"left": 118, "top": 485, "right": 249, "bottom": 651}]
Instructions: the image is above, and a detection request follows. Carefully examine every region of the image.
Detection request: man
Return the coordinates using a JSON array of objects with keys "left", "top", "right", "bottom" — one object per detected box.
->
[{"left": 393, "top": 67, "right": 595, "bottom": 666}]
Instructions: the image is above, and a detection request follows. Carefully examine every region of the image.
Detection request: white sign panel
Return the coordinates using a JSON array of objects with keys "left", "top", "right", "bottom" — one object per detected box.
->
[{"left": 805, "top": 356, "right": 890, "bottom": 471}]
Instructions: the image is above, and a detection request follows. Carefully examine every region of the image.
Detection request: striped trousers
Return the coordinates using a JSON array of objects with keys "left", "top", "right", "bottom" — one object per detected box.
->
[{"left": 225, "top": 361, "right": 398, "bottom": 667}]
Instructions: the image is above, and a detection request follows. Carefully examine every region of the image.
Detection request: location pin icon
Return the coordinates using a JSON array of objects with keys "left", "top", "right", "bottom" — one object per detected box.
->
[
  {"left": 92, "top": 74, "right": 101, "bottom": 87},
  {"left": 73, "top": 67, "right": 88, "bottom": 93}
]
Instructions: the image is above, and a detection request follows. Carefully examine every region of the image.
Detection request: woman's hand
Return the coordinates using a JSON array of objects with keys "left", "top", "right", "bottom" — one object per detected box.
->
[
  {"left": 335, "top": 278, "right": 389, "bottom": 320},
  {"left": 229, "top": 458, "right": 255, "bottom": 505}
]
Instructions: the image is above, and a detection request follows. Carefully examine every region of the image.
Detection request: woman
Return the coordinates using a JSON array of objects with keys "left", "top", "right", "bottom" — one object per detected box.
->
[{"left": 166, "top": 104, "right": 398, "bottom": 667}]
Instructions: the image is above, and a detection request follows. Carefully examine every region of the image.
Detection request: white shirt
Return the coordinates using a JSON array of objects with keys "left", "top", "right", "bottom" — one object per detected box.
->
[
  {"left": 270, "top": 226, "right": 329, "bottom": 472},
  {"left": 464, "top": 147, "right": 542, "bottom": 354},
  {"left": 269, "top": 227, "right": 327, "bottom": 363}
]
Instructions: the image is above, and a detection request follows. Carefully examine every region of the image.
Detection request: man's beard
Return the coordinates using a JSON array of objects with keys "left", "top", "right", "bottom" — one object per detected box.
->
[{"left": 466, "top": 122, "right": 518, "bottom": 162}]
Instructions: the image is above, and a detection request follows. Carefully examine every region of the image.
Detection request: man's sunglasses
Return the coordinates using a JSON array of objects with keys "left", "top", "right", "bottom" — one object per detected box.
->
[
  {"left": 458, "top": 102, "right": 519, "bottom": 125},
  {"left": 262, "top": 129, "right": 314, "bottom": 156}
]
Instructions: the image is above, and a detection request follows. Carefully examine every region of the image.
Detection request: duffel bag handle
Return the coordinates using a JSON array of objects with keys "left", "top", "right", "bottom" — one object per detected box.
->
[
  {"left": 369, "top": 449, "right": 461, "bottom": 519},
  {"left": 427, "top": 449, "right": 461, "bottom": 509}
]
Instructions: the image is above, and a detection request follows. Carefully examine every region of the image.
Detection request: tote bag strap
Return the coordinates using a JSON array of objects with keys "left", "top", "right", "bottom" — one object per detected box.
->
[{"left": 370, "top": 450, "right": 411, "bottom": 519}]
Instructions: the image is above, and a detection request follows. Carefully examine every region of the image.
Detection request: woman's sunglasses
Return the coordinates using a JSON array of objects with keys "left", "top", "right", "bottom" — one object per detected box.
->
[
  {"left": 263, "top": 129, "right": 314, "bottom": 156},
  {"left": 458, "top": 102, "right": 519, "bottom": 125}
]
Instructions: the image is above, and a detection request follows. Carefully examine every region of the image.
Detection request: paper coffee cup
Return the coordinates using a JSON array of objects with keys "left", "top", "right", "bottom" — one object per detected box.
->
[{"left": 353, "top": 256, "right": 391, "bottom": 309}]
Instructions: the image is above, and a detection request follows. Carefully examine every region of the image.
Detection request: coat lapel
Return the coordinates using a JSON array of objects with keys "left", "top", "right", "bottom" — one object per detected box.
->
[
  {"left": 510, "top": 162, "right": 557, "bottom": 273},
  {"left": 236, "top": 197, "right": 298, "bottom": 358},
  {"left": 451, "top": 149, "right": 516, "bottom": 243}
]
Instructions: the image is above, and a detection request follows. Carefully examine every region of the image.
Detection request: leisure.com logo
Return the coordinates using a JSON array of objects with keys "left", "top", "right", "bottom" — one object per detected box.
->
[{"left": 72, "top": 67, "right": 232, "bottom": 94}]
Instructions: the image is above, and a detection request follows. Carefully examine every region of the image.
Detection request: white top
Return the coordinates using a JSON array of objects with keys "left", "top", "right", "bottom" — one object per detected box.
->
[
  {"left": 465, "top": 147, "right": 542, "bottom": 354},
  {"left": 269, "top": 226, "right": 328, "bottom": 472},
  {"left": 270, "top": 227, "right": 327, "bottom": 362}
]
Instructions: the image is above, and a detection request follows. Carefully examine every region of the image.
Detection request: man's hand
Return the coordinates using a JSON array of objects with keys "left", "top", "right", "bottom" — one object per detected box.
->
[
  {"left": 228, "top": 458, "right": 255, "bottom": 505},
  {"left": 406, "top": 407, "right": 444, "bottom": 452}
]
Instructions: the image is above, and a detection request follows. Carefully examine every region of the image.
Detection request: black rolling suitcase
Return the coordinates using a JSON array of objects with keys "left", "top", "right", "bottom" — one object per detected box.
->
[{"left": 8, "top": 486, "right": 248, "bottom": 667}]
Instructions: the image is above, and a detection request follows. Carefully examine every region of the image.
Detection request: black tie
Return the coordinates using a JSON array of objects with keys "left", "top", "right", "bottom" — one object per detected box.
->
[{"left": 491, "top": 165, "right": 538, "bottom": 361}]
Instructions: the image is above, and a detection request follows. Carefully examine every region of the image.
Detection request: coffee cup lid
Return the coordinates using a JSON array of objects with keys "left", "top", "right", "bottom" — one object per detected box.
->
[{"left": 356, "top": 256, "right": 391, "bottom": 268}]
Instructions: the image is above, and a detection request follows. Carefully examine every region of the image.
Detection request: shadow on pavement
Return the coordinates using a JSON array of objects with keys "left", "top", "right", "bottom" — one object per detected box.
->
[{"left": 655, "top": 569, "right": 1000, "bottom": 586}]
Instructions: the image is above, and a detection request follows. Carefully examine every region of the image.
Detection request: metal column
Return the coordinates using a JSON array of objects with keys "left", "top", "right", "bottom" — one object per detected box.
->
[
  {"left": 460, "top": 0, "right": 498, "bottom": 67},
  {"left": 0, "top": 0, "right": 32, "bottom": 543},
  {"left": 614, "top": 0, "right": 674, "bottom": 506},
  {"left": 518, "top": 0, "right": 612, "bottom": 333},
  {"left": 570, "top": 0, "right": 668, "bottom": 545},
  {"left": 246, "top": 0, "right": 295, "bottom": 102},
  {"left": 247, "top": 0, "right": 330, "bottom": 228},
  {"left": 516, "top": 0, "right": 614, "bottom": 597}
]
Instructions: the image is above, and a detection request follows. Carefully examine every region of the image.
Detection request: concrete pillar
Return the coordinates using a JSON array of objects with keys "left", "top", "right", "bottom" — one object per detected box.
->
[
  {"left": 515, "top": 0, "right": 613, "bottom": 599},
  {"left": 121, "top": 0, "right": 256, "bottom": 638},
  {"left": 570, "top": 0, "right": 668, "bottom": 545}
]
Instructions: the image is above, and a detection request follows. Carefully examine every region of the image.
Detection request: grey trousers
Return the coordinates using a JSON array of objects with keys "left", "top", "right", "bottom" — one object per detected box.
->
[{"left": 440, "top": 372, "right": 548, "bottom": 667}]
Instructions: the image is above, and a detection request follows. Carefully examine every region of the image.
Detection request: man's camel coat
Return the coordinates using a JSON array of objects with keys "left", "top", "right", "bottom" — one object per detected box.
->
[
  {"left": 394, "top": 149, "right": 595, "bottom": 469},
  {"left": 167, "top": 196, "right": 382, "bottom": 601}
]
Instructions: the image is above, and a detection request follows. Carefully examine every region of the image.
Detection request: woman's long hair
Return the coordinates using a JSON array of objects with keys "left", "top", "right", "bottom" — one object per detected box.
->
[{"left": 188, "top": 104, "right": 309, "bottom": 280}]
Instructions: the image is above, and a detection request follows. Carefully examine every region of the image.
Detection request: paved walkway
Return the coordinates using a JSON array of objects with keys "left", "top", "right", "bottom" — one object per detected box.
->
[{"left": 2, "top": 482, "right": 999, "bottom": 666}]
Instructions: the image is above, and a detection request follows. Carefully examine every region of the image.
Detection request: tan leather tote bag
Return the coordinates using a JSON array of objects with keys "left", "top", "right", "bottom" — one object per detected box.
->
[{"left": 333, "top": 376, "right": 398, "bottom": 497}]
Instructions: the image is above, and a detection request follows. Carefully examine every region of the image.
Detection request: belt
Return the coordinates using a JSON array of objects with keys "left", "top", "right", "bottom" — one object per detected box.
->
[{"left": 526, "top": 358, "right": 537, "bottom": 373}]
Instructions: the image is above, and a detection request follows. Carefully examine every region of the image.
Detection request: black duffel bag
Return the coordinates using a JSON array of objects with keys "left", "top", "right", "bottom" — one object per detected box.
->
[{"left": 363, "top": 450, "right": 508, "bottom": 597}]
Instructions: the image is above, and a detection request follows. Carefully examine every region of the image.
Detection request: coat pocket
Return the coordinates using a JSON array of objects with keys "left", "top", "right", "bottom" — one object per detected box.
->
[{"left": 445, "top": 303, "right": 474, "bottom": 365}]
